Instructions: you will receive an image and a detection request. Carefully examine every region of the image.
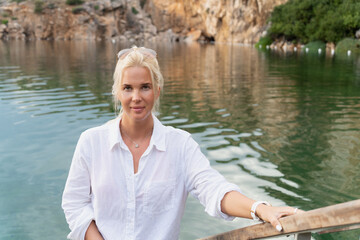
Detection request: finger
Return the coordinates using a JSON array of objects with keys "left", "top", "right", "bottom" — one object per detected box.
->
[
  {"left": 270, "top": 218, "right": 283, "bottom": 232},
  {"left": 275, "top": 207, "right": 299, "bottom": 218},
  {"left": 277, "top": 206, "right": 297, "bottom": 217},
  {"left": 286, "top": 207, "right": 300, "bottom": 215},
  {"left": 293, "top": 207, "right": 305, "bottom": 214},
  {"left": 278, "top": 207, "right": 305, "bottom": 218}
]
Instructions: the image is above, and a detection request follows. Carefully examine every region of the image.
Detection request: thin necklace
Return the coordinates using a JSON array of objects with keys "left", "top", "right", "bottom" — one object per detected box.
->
[{"left": 120, "top": 124, "right": 153, "bottom": 148}]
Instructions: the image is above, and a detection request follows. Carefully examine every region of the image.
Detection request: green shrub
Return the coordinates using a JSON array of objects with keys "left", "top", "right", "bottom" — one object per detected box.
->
[
  {"left": 94, "top": 5, "right": 99, "bottom": 10},
  {"left": 1, "top": 19, "right": 9, "bottom": 25},
  {"left": 131, "top": 6, "right": 139, "bottom": 15},
  {"left": 72, "top": 7, "right": 85, "bottom": 14},
  {"left": 34, "top": 0, "right": 44, "bottom": 14},
  {"left": 268, "top": 0, "right": 360, "bottom": 44},
  {"left": 335, "top": 38, "right": 360, "bottom": 54},
  {"left": 255, "top": 36, "right": 273, "bottom": 49},
  {"left": 2, "top": 13, "right": 9, "bottom": 18},
  {"left": 303, "top": 41, "right": 326, "bottom": 53},
  {"left": 66, "top": 0, "right": 84, "bottom": 6}
]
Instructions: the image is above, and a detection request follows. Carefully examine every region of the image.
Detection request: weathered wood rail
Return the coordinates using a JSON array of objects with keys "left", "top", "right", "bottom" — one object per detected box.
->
[{"left": 198, "top": 199, "right": 360, "bottom": 240}]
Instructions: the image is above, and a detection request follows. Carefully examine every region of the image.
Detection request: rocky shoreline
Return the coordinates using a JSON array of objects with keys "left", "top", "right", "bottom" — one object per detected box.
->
[
  {"left": 0, "top": 0, "right": 287, "bottom": 43},
  {"left": 267, "top": 40, "right": 335, "bottom": 53}
]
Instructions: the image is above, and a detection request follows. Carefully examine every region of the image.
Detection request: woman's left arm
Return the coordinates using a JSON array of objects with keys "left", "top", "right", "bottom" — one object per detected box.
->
[{"left": 221, "top": 190, "right": 301, "bottom": 231}]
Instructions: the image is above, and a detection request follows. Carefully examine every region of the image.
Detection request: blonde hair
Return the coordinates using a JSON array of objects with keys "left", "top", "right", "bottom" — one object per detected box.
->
[{"left": 112, "top": 46, "right": 164, "bottom": 116}]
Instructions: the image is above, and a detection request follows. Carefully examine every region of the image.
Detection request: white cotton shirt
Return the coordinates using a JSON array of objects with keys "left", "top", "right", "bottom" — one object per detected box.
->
[{"left": 62, "top": 115, "right": 241, "bottom": 240}]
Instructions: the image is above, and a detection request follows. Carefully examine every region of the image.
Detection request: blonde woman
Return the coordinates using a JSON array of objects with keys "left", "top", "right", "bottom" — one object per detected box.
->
[{"left": 62, "top": 46, "right": 300, "bottom": 240}]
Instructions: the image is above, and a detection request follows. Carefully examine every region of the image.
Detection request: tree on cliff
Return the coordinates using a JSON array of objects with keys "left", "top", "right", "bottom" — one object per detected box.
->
[{"left": 268, "top": 0, "right": 360, "bottom": 44}]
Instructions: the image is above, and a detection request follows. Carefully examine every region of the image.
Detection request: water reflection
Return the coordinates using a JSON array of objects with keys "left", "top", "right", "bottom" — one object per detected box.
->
[{"left": 0, "top": 41, "right": 359, "bottom": 240}]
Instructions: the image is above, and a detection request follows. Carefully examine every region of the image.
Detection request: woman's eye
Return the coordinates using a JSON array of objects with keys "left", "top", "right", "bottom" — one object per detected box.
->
[
  {"left": 142, "top": 85, "right": 151, "bottom": 90},
  {"left": 123, "top": 86, "right": 132, "bottom": 91}
]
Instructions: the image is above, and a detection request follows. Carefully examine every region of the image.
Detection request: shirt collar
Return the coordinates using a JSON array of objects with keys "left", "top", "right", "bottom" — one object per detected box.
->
[
  {"left": 151, "top": 114, "right": 166, "bottom": 152},
  {"left": 108, "top": 114, "right": 166, "bottom": 152},
  {"left": 108, "top": 117, "right": 122, "bottom": 151}
]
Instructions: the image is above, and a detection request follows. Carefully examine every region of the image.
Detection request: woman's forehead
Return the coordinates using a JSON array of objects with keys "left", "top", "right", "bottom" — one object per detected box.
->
[{"left": 122, "top": 66, "right": 152, "bottom": 84}]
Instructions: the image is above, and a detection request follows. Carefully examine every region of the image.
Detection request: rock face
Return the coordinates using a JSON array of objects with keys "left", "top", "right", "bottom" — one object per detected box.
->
[
  {"left": 0, "top": 0, "right": 288, "bottom": 43},
  {"left": 145, "top": 0, "right": 288, "bottom": 43},
  {"left": 0, "top": 0, "right": 158, "bottom": 41}
]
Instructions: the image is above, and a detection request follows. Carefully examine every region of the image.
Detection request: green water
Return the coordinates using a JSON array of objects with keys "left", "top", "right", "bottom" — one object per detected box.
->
[{"left": 0, "top": 41, "right": 359, "bottom": 240}]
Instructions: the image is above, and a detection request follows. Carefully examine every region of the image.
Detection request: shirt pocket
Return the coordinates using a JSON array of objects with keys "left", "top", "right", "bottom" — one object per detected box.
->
[{"left": 144, "top": 178, "right": 176, "bottom": 214}]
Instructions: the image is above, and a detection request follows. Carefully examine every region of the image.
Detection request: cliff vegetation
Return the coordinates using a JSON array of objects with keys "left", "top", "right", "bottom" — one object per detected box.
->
[
  {"left": 258, "top": 0, "right": 360, "bottom": 53},
  {"left": 268, "top": 0, "right": 360, "bottom": 44}
]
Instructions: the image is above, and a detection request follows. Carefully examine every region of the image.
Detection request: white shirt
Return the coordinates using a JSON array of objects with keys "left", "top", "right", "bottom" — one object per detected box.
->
[{"left": 62, "top": 115, "right": 241, "bottom": 240}]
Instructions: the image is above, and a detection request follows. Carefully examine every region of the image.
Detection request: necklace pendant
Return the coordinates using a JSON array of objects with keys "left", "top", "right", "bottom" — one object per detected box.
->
[{"left": 135, "top": 144, "right": 139, "bottom": 148}]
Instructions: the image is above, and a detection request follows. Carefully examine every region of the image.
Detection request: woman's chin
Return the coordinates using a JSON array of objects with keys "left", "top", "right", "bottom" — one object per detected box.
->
[{"left": 124, "top": 110, "right": 152, "bottom": 122}]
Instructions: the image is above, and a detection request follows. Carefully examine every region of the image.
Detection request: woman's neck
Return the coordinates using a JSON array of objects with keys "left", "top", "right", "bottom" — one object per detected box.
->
[{"left": 120, "top": 114, "right": 154, "bottom": 140}]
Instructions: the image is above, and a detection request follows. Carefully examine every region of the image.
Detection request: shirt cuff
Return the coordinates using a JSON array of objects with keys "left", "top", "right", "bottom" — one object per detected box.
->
[
  {"left": 67, "top": 204, "right": 95, "bottom": 240},
  {"left": 217, "top": 186, "right": 242, "bottom": 221}
]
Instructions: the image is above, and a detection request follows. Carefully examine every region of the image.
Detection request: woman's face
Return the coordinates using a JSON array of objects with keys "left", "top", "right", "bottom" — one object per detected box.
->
[{"left": 118, "top": 66, "right": 159, "bottom": 123}]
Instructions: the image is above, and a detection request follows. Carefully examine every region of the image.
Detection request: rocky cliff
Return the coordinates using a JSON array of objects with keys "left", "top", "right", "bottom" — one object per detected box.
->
[{"left": 0, "top": 0, "right": 287, "bottom": 43}]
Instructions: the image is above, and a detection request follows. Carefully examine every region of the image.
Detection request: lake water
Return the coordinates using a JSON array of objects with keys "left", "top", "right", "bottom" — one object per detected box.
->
[{"left": 0, "top": 41, "right": 359, "bottom": 240}]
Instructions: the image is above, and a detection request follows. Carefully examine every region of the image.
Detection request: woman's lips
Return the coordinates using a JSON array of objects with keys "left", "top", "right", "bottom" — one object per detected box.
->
[{"left": 131, "top": 106, "right": 145, "bottom": 113}]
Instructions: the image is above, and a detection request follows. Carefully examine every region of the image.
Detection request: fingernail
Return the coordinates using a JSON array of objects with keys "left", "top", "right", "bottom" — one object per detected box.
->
[{"left": 276, "top": 225, "right": 282, "bottom": 232}]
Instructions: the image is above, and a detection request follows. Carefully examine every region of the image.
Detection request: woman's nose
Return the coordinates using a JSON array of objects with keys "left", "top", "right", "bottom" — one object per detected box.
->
[{"left": 132, "top": 90, "right": 141, "bottom": 102}]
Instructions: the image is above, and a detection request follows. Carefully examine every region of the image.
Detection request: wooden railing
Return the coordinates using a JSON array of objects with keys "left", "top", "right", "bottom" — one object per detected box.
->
[{"left": 198, "top": 199, "right": 360, "bottom": 240}]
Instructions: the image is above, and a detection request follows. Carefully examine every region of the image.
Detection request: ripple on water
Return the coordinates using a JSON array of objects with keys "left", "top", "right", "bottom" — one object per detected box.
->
[
  {"left": 208, "top": 143, "right": 261, "bottom": 163},
  {"left": 0, "top": 67, "right": 111, "bottom": 121}
]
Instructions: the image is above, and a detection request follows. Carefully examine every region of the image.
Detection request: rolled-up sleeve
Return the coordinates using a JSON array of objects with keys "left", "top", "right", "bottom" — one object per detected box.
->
[
  {"left": 62, "top": 132, "right": 94, "bottom": 240},
  {"left": 184, "top": 136, "right": 242, "bottom": 221}
]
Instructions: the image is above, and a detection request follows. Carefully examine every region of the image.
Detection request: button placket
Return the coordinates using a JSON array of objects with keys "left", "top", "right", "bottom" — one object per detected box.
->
[
  {"left": 124, "top": 152, "right": 136, "bottom": 239},
  {"left": 137, "top": 146, "right": 152, "bottom": 174}
]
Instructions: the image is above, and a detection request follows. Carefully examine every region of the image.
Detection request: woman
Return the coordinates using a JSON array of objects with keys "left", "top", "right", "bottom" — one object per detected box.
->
[{"left": 62, "top": 46, "right": 300, "bottom": 240}]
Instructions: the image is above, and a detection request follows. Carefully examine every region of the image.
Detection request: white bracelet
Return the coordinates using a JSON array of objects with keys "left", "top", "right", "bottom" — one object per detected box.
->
[{"left": 251, "top": 201, "right": 271, "bottom": 221}]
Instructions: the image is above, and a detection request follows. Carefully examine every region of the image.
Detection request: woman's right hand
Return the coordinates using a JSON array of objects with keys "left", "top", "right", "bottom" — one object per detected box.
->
[{"left": 256, "top": 204, "right": 304, "bottom": 231}]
